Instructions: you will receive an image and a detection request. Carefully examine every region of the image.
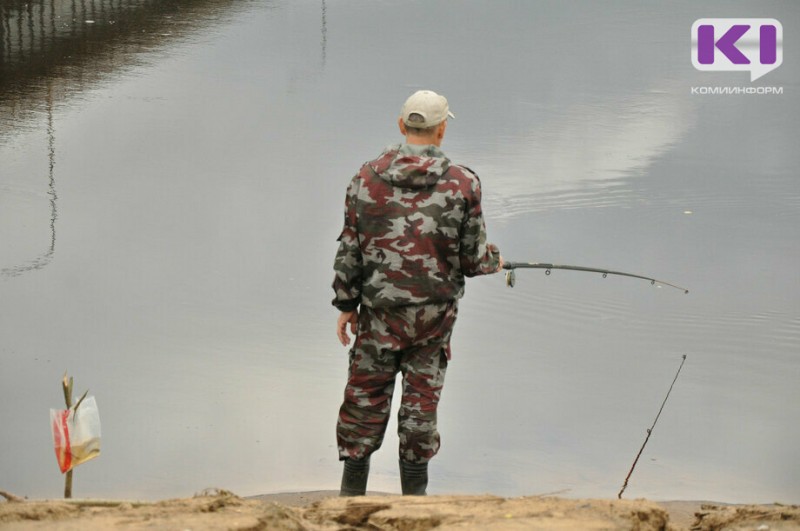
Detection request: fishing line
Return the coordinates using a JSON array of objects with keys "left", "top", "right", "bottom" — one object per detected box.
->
[{"left": 617, "top": 354, "right": 687, "bottom": 499}]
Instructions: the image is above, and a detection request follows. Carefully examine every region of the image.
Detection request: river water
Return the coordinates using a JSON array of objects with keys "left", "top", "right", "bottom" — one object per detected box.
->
[{"left": 1, "top": 0, "right": 798, "bottom": 503}]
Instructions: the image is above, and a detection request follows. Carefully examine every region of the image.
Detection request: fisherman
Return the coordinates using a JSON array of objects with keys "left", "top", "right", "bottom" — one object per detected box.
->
[{"left": 332, "top": 90, "right": 503, "bottom": 496}]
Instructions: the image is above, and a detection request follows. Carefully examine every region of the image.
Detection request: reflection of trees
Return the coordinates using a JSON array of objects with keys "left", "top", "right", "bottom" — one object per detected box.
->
[
  {"left": 0, "top": 0, "right": 250, "bottom": 277},
  {"left": 1, "top": 81, "right": 56, "bottom": 278},
  {"left": 0, "top": 0, "right": 247, "bottom": 138}
]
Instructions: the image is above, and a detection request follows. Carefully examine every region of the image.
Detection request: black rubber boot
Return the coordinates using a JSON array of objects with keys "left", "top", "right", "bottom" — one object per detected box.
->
[
  {"left": 399, "top": 460, "right": 428, "bottom": 495},
  {"left": 339, "top": 457, "right": 370, "bottom": 497}
]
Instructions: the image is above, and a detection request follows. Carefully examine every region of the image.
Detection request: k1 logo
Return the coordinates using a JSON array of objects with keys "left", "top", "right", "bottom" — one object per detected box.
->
[{"left": 691, "top": 18, "right": 783, "bottom": 81}]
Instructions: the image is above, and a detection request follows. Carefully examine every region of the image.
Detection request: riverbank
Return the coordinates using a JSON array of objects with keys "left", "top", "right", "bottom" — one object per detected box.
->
[{"left": 2, "top": 490, "right": 798, "bottom": 530}]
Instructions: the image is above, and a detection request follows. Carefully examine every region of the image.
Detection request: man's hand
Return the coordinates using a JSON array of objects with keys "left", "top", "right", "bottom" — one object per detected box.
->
[
  {"left": 487, "top": 244, "right": 504, "bottom": 273},
  {"left": 337, "top": 310, "right": 358, "bottom": 346}
]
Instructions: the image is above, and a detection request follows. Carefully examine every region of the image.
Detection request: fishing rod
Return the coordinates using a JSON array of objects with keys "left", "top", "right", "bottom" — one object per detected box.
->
[
  {"left": 502, "top": 262, "right": 689, "bottom": 294},
  {"left": 618, "top": 354, "right": 687, "bottom": 499}
]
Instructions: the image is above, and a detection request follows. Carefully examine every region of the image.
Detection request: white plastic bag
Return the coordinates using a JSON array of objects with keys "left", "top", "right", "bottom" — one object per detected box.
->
[{"left": 50, "top": 396, "right": 101, "bottom": 473}]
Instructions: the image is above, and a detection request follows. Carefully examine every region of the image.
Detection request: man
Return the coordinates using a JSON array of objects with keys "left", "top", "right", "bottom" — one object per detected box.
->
[{"left": 332, "top": 90, "right": 503, "bottom": 496}]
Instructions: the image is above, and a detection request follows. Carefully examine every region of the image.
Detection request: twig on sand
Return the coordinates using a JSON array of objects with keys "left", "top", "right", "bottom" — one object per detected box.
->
[
  {"left": 55, "top": 499, "right": 152, "bottom": 508},
  {"left": 0, "top": 490, "right": 25, "bottom": 503},
  {"left": 0, "top": 495, "right": 152, "bottom": 508}
]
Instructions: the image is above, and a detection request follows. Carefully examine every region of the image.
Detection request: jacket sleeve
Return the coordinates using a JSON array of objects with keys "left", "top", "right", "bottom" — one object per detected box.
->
[
  {"left": 331, "top": 176, "right": 363, "bottom": 312},
  {"left": 459, "top": 171, "right": 501, "bottom": 277}
]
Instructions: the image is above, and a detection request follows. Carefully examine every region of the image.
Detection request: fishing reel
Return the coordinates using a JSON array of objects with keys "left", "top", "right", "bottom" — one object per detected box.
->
[{"left": 505, "top": 267, "right": 548, "bottom": 287}]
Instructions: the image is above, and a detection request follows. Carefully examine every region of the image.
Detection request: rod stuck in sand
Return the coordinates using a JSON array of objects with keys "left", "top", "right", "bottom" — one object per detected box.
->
[{"left": 618, "top": 355, "right": 687, "bottom": 499}]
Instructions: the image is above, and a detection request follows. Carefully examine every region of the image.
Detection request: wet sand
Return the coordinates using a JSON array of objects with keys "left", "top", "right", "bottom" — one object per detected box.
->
[{"left": 2, "top": 490, "right": 798, "bottom": 530}]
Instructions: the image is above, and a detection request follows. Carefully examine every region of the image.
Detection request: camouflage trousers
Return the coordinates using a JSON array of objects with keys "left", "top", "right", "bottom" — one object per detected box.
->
[{"left": 336, "top": 301, "right": 458, "bottom": 464}]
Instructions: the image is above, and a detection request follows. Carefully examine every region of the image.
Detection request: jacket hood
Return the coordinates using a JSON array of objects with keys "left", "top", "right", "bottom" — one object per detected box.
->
[{"left": 370, "top": 144, "right": 451, "bottom": 189}]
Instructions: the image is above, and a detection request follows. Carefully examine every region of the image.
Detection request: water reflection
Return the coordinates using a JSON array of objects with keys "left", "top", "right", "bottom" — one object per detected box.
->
[
  {"left": 0, "top": 0, "right": 254, "bottom": 277},
  {"left": 0, "top": 0, "right": 253, "bottom": 138},
  {"left": 320, "top": 0, "right": 326, "bottom": 68},
  {"left": 481, "top": 87, "right": 696, "bottom": 217},
  {"left": 0, "top": 80, "right": 57, "bottom": 277}
]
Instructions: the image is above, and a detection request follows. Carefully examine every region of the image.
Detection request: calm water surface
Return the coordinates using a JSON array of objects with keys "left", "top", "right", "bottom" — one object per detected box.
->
[{"left": 1, "top": 0, "right": 798, "bottom": 503}]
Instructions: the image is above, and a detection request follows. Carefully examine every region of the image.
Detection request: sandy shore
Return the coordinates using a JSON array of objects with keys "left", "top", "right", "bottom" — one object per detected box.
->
[{"left": 1, "top": 489, "right": 798, "bottom": 530}]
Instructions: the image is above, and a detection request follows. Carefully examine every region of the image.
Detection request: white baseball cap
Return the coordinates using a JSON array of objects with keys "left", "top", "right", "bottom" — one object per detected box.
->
[{"left": 400, "top": 90, "right": 455, "bottom": 128}]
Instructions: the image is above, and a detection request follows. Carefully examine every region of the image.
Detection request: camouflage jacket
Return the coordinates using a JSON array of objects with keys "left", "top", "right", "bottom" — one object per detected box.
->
[{"left": 332, "top": 144, "right": 500, "bottom": 312}]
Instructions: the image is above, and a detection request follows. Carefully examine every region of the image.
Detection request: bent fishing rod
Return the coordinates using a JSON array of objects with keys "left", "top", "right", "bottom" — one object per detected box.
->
[{"left": 503, "top": 261, "right": 689, "bottom": 294}]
